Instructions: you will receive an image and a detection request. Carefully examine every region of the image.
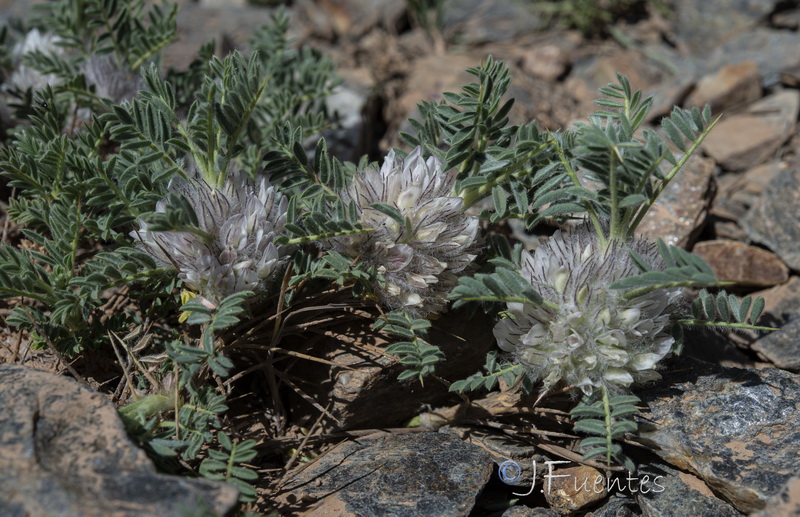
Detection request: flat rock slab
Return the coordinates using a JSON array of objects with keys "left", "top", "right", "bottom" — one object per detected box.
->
[
  {"left": 743, "top": 165, "right": 800, "bottom": 270},
  {"left": 685, "top": 60, "right": 762, "bottom": 114},
  {"left": 746, "top": 277, "right": 800, "bottom": 370},
  {"left": 702, "top": 90, "right": 799, "bottom": 171},
  {"left": 0, "top": 365, "right": 238, "bottom": 517},
  {"left": 638, "top": 154, "right": 714, "bottom": 248},
  {"left": 636, "top": 463, "right": 740, "bottom": 517},
  {"left": 750, "top": 476, "right": 800, "bottom": 517},
  {"left": 635, "top": 357, "right": 800, "bottom": 514},
  {"left": 704, "top": 29, "right": 800, "bottom": 88},
  {"left": 691, "top": 240, "right": 788, "bottom": 287},
  {"left": 277, "top": 432, "right": 493, "bottom": 516},
  {"left": 672, "top": 0, "right": 775, "bottom": 55},
  {"left": 751, "top": 318, "right": 800, "bottom": 371}
]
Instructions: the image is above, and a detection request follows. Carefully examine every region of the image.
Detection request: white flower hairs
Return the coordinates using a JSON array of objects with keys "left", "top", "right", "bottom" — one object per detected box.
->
[
  {"left": 132, "top": 171, "right": 293, "bottom": 302},
  {"left": 9, "top": 29, "right": 65, "bottom": 93},
  {"left": 494, "top": 227, "right": 681, "bottom": 395},
  {"left": 325, "top": 146, "right": 481, "bottom": 317}
]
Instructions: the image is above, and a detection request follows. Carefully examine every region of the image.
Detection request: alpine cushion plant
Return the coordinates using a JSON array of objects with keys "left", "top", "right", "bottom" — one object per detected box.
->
[
  {"left": 0, "top": 0, "right": 780, "bottom": 503},
  {"left": 438, "top": 70, "right": 773, "bottom": 469},
  {"left": 323, "top": 146, "right": 481, "bottom": 317}
]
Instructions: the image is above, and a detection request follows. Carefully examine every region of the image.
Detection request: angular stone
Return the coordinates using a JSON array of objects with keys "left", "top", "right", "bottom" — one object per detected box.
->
[
  {"left": 751, "top": 318, "right": 800, "bottom": 371},
  {"left": 521, "top": 44, "right": 571, "bottom": 82},
  {"left": 712, "top": 161, "right": 780, "bottom": 221},
  {"left": 692, "top": 240, "right": 789, "bottom": 287},
  {"left": 743, "top": 165, "right": 800, "bottom": 270},
  {"left": 749, "top": 476, "right": 800, "bottom": 517},
  {"left": 672, "top": 0, "right": 776, "bottom": 55},
  {"left": 637, "top": 154, "right": 715, "bottom": 248},
  {"left": 276, "top": 432, "right": 493, "bottom": 517},
  {"left": 636, "top": 463, "right": 740, "bottom": 517},
  {"left": 586, "top": 493, "right": 639, "bottom": 517},
  {"left": 685, "top": 61, "right": 762, "bottom": 113},
  {"left": 702, "top": 90, "right": 799, "bottom": 171},
  {"left": 568, "top": 47, "right": 697, "bottom": 121},
  {"left": 295, "top": 0, "right": 406, "bottom": 41},
  {"left": 543, "top": 465, "right": 607, "bottom": 514},
  {"left": 502, "top": 506, "right": 559, "bottom": 516},
  {"left": 0, "top": 365, "right": 238, "bottom": 517},
  {"left": 388, "top": 52, "right": 477, "bottom": 147},
  {"left": 752, "top": 276, "right": 800, "bottom": 319},
  {"left": 635, "top": 357, "right": 800, "bottom": 514},
  {"left": 162, "top": 4, "right": 277, "bottom": 70},
  {"left": 441, "top": 0, "right": 542, "bottom": 45},
  {"left": 780, "top": 63, "right": 800, "bottom": 88},
  {"left": 703, "top": 29, "right": 800, "bottom": 88},
  {"left": 746, "top": 277, "right": 800, "bottom": 365}
]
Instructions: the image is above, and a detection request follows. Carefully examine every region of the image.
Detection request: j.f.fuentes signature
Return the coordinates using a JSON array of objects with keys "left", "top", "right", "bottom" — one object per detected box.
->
[{"left": 498, "top": 459, "right": 666, "bottom": 496}]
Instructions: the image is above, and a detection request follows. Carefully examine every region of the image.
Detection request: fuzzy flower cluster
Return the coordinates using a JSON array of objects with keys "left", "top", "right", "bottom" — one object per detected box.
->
[
  {"left": 9, "top": 29, "right": 64, "bottom": 92},
  {"left": 325, "top": 147, "right": 480, "bottom": 317},
  {"left": 132, "top": 171, "right": 292, "bottom": 302},
  {"left": 494, "top": 228, "right": 681, "bottom": 395},
  {"left": 83, "top": 53, "right": 143, "bottom": 103}
]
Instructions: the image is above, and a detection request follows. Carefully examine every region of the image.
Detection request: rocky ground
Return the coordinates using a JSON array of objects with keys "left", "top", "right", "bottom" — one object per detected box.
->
[{"left": 2, "top": 0, "right": 800, "bottom": 516}]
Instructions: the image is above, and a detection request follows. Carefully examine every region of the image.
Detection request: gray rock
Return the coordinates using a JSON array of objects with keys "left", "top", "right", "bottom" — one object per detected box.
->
[
  {"left": 712, "top": 162, "right": 780, "bottom": 222},
  {"left": 703, "top": 29, "right": 800, "bottom": 88},
  {"left": 747, "top": 277, "right": 800, "bottom": 370},
  {"left": 751, "top": 318, "right": 800, "bottom": 371},
  {"left": 586, "top": 493, "right": 639, "bottom": 517},
  {"left": 635, "top": 356, "right": 800, "bottom": 514},
  {"left": 743, "top": 165, "right": 800, "bottom": 270},
  {"left": 673, "top": 0, "right": 778, "bottom": 56},
  {"left": 568, "top": 47, "right": 697, "bottom": 122},
  {"left": 636, "top": 463, "right": 741, "bottom": 517},
  {"left": 276, "top": 432, "right": 493, "bottom": 517},
  {"left": 441, "top": 0, "right": 543, "bottom": 45},
  {"left": 502, "top": 506, "right": 559, "bottom": 517},
  {"left": 0, "top": 365, "right": 239, "bottom": 517}
]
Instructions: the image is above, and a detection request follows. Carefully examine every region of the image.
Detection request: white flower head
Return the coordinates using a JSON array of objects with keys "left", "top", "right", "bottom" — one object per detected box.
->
[
  {"left": 132, "top": 171, "right": 293, "bottom": 302},
  {"left": 325, "top": 146, "right": 480, "bottom": 317},
  {"left": 494, "top": 227, "right": 681, "bottom": 395},
  {"left": 9, "top": 29, "right": 65, "bottom": 92},
  {"left": 83, "top": 53, "right": 143, "bottom": 103}
]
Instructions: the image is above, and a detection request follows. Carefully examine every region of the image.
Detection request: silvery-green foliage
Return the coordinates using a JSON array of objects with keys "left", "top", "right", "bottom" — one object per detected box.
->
[
  {"left": 3, "top": 0, "right": 177, "bottom": 119},
  {"left": 494, "top": 227, "right": 680, "bottom": 395},
  {"left": 324, "top": 146, "right": 480, "bottom": 317},
  {"left": 132, "top": 171, "right": 293, "bottom": 302}
]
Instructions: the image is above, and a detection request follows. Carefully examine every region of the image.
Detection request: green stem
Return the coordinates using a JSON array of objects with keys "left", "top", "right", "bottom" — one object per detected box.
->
[
  {"left": 555, "top": 136, "right": 606, "bottom": 247},
  {"left": 459, "top": 141, "right": 550, "bottom": 208},
  {"left": 601, "top": 385, "right": 613, "bottom": 467},
  {"left": 608, "top": 153, "right": 620, "bottom": 241},
  {"left": 622, "top": 280, "right": 733, "bottom": 301},
  {"left": 627, "top": 115, "right": 720, "bottom": 238},
  {"left": 676, "top": 319, "right": 777, "bottom": 331},
  {"left": 218, "top": 72, "right": 271, "bottom": 183}
]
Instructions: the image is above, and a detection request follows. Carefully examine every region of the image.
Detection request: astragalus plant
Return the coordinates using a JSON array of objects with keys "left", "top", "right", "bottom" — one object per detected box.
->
[
  {"left": 0, "top": 0, "right": 773, "bottom": 503},
  {"left": 322, "top": 146, "right": 480, "bottom": 317}
]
